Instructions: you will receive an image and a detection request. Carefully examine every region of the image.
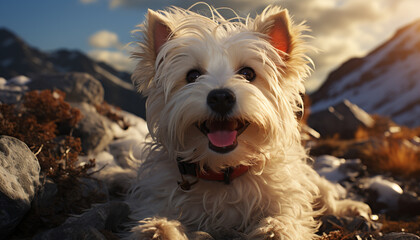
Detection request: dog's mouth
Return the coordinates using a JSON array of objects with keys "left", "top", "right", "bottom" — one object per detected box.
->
[{"left": 197, "top": 119, "right": 250, "bottom": 154}]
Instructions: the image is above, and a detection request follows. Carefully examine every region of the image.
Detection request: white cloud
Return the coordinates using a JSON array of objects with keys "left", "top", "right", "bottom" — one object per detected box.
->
[
  {"left": 89, "top": 30, "right": 121, "bottom": 49},
  {"left": 107, "top": 0, "right": 420, "bottom": 91},
  {"left": 88, "top": 49, "right": 136, "bottom": 72},
  {"left": 109, "top": 0, "right": 277, "bottom": 11},
  {"left": 80, "top": 0, "right": 98, "bottom": 4}
]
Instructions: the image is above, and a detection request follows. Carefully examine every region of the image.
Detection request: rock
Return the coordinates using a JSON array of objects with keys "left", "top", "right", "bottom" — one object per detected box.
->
[
  {"left": 0, "top": 89, "right": 23, "bottom": 104},
  {"left": 313, "top": 155, "right": 365, "bottom": 183},
  {"left": 378, "top": 232, "right": 420, "bottom": 240},
  {"left": 27, "top": 72, "right": 104, "bottom": 105},
  {"left": 398, "top": 192, "right": 420, "bottom": 217},
  {"left": 307, "top": 99, "right": 375, "bottom": 139},
  {"left": 79, "top": 177, "right": 109, "bottom": 202},
  {"left": 33, "top": 201, "right": 130, "bottom": 240},
  {"left": 318, "top": 215, "right": 381, "bottom": 234},
  {"left": 363, "top": 176, "right": 403, "bottom": 209},
  {"left": 0, "top": 136, "right": 40, "bottom": 238},
  {"left": 71, "top": 102, "right": 113, "bottom": 155},
  {"left": 35, "top": 178, "right": 58, "bottom": 209}
]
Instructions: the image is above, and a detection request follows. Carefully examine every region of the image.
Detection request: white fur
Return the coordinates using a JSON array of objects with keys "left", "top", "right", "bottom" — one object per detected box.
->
[{"left": 126, "top": 5, "right": 370, "bottom": 240}]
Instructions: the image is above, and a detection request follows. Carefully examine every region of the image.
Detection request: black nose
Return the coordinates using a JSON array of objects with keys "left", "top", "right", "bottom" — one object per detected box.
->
[{"left": 207, "top": 88, "right": 236, "bottom": 115}]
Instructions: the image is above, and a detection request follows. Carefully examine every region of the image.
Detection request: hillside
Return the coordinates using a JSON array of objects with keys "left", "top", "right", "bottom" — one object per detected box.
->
[
  {"left": 0, "top": 28, "right": 146, "bottom": 118},
  {"left": 310, "top": 19, "right": 420, "bottom": 127}
]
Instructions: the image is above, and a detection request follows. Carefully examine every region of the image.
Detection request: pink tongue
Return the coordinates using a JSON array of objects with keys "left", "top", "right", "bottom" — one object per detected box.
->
[{"left": 207, "top": 130, "right": 237, "bottom": 147}]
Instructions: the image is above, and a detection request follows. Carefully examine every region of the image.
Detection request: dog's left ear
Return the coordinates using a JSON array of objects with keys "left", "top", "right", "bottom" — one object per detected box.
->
[{"left": 254, "top": 8, "right": 292, "bottom": 55}]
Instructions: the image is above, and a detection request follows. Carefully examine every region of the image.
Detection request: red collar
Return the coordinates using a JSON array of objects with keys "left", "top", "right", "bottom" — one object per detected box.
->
[
  {"left": 177, "top": 158, "right": 249, "bottom": 185},
  {"left": 197, "top": 165, "right": 249, "bottom": 183}
]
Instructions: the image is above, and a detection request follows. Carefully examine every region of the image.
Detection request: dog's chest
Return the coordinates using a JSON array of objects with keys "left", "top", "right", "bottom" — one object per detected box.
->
[{"left": 169, "top": 178, "right": 271, "bottom": 231}]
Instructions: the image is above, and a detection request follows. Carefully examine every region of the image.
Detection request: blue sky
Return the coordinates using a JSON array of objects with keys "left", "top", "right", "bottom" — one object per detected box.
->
[
  {"left": 1, "top": 0, "right": 419, "bottom": 92},
  {"left": 0, "top": 0, "right": 145, "bottom": 52}
]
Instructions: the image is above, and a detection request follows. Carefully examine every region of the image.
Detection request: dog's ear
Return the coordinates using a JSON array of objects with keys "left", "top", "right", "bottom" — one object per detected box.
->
[
  {"left": 254, "top": 8, "right": 292, "bottom": 55},
  {"left": 147, "top": 9, "right": 172, "bottom": 56}
]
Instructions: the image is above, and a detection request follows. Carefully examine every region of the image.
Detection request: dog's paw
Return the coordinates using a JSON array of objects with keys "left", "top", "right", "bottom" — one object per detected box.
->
[
  {"left": 129, "top": 217, "right": 188, "bottom": 240},
  {"left": 248, "top": 217, "right": 288, "bottom": 240},
  {"left": 334, "top": 199, "right": 372, "bottom": 220}
]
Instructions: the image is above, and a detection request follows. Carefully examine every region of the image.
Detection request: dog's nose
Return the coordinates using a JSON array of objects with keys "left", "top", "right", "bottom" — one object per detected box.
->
[{"left": 207, "top": 88, "right": 236, "bottom": 115}]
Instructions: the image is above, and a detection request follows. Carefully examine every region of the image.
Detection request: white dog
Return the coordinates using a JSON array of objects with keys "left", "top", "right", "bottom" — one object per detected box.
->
[{"left": 126, "top": 5, "right": 370, "bottom": 240}]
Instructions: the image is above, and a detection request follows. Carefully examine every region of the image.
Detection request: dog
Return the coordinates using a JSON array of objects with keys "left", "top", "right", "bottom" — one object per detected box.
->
[{"left": 125, "top": 5, "right": 371, "bottom": 240}]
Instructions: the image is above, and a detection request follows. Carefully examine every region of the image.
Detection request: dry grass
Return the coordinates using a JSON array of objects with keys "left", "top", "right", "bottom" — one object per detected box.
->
[
  {"left": 311, "top": 113, "right": 420, "bottom": 178},
  {"left": 319, "top": 230, "right": 376, "bottom": 240},
  {"left": 380, "top": 218, "right": 420, "bottom": 235},
  {"left": 0, "top": 90, "right": 95, "bottom": 181},
  {"left": 357, "top": 116, "right": 420, "bottom": 177},
  {"left": 362, "top": 139, "right": 420, "bottom": 176},
  {"left": 95, "top": 101, "right": 129, "bottom": 130}
]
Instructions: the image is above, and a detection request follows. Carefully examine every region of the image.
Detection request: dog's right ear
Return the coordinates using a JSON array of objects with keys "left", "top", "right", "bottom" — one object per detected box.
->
[
  {"left": 147, "top": 9, "right": 172, "bottom": 56},
  {"left": 132, "top": 10, "right": 173, "bottom": 94}
]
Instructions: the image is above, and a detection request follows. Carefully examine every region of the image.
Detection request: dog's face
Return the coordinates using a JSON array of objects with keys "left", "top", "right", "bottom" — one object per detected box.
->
[{"left": 132, "top": 6, "right": 311, "bottom": 173}]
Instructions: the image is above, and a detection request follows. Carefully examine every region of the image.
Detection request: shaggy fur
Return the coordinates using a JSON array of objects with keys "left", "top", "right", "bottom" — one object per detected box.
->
[{"left": 126, "top": 5, "right": 371, "bottom": 240}]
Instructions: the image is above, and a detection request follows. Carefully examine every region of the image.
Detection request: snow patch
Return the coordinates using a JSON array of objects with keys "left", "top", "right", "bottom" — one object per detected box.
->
[
  {"left": 313, "top": 155, "right": 360, "bottom": 183},
  {"left": 0, "top": 77, "right": 6, "bottom": 86},
  {"left": 363, "top": 176, "right": 403, "bottom": 208},
  {"left": 7, "top": 75, "right": 31, "bottom": 85},
  {"left": 79, "top": 110, "right": 149, "bottom": 190},
  {"left": 93, "top": 64, "right": 134, "bottom": 91}
]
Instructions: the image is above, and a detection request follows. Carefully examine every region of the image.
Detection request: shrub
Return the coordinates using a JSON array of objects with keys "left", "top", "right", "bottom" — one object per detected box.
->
[{"left": 0, "top": 89, "right": 94, "bottom": 181}]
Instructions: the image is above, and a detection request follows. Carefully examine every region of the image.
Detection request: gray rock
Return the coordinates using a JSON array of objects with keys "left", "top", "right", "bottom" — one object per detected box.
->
[
  {"left": 35, "top": 178, "right": 57, "bottom": 209},
  {"left": 307, "top": 99, "right": 375, "bottom": 139},
  {"left": 0, "top": 89, "right": 23, "bottom": 104},
  {"left": 0, "top": 136, "right": 40, "bottom": 238},
  {"left": 319, "top": 215, "right": 381, "bottom": 234},
  {"left": 71, "top": 102, "right": 113, "bottom": 155},
  {"left": 398, "top": 192, "right": 420, "bottom": 217},
  {"left": 27, "top": 72, "right": 104, "bottom": 105},
  {"left": 79, "top": 177, "right": 109, "bottom": 202},
  {"left": 33, "top": 201, "right": 130, "bottom": 240},
  {"left": 378, "top": 232, "right": 420, "bottom": 240}
]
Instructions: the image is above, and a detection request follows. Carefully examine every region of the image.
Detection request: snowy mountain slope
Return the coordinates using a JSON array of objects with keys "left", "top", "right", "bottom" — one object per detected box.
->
[
  {"left": 310, "top": 20, "right": 420, "bottom": 127},
  {"left": 0, "top": 28, "right": 146, "bottom": 118}
]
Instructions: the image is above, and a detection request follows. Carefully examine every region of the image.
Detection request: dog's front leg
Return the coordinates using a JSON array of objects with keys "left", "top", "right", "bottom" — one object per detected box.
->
[
  {"left": 247, "top": 216, "right": 315, "bottom": 240},
  {"left": 128, "top": 217, "right": 188, "bottom": 240}
]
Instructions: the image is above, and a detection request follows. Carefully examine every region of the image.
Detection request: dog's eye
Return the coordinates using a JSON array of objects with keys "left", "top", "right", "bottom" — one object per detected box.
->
[
  {"left": 186, "top": 70, "right": 201, "bottom": 83},
  {"left": 237, "top": 67, "right": 256, "bottom": 82}
]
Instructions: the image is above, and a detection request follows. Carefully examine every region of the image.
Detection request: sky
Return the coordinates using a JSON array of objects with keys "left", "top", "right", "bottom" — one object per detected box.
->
[{"left": 0, "top": 0, "right": 419, "bottom": 92}]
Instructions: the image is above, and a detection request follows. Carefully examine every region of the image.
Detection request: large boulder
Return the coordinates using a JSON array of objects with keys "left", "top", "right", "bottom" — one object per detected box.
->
[
  {"left": 71, "top": 102, "right": 114, "bottom": 155},
  {"left": 307, "top": 100, "right": 375, "bottom": 139},
  {"left": 27, "top": 72, "right": 104, "bottom": 105},
  {"left": 33, "top": 201, "right": 130, "bottom": 240},
  {"left": 0, "top": 136, "right": 40, "bottom": 238}
]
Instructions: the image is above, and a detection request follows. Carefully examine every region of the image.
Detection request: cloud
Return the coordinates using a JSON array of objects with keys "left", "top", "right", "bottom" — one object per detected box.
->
[
  {"left": 106, "top": 0, "right": 420, "bottom": 92},
  {"left": 89, "top": 30, "right": 121, "bottom": 49},
  {"left": 80, "top": 0, "right": 98, "bottom": 4},
  {"left": 279, "top": 0, "right": 417, "bottom": 92},
  {"left": 88, "top": 49, "right": 136, "bottom": 72},
  {"left": 109, "top": 0, "right": 279, "bottom": 13}
]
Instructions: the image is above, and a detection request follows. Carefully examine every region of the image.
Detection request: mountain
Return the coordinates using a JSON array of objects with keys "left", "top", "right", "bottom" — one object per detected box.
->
[
  {"left": 0, "top": 28, "right": 146, "bottom": 119},
  {"left": 310, "top": 20, "right": 420, "bottom": 127}
]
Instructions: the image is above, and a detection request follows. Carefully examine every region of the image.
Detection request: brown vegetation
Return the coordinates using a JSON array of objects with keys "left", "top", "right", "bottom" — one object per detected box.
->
[
  {"left": 0, "top": 90, "right": 104, "bottom": 237},
  {"left": 310, "top": 114, "right": 420, "bottom": 178},
  {"left": 95, "top": 101, "right": 129, "bottom": 130},
  {"left": 0, "top": 90, "right": 95, "bottom": 181}
]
